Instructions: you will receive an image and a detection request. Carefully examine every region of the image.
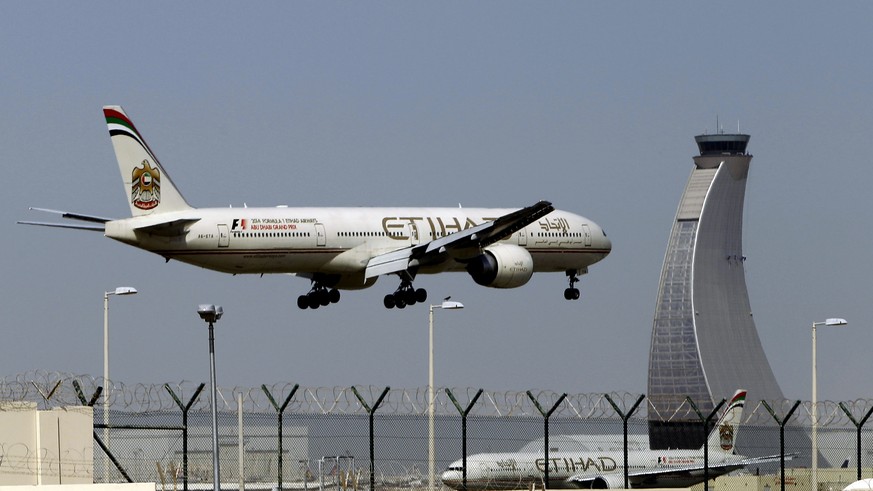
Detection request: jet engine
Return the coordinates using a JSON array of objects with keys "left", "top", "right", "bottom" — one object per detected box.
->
[
  {"left": 587, "top": 474, "right": 626, "bottom": 489},
  {"left": 465, "top": 243, "right": 533, "bottom": 288}
]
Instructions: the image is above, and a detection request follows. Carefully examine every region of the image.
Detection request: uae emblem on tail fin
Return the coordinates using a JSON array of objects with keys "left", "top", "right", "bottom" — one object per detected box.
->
[
  {"left": 131, "top": 160, "right": 161, "bottom": 210},
  {"left": 719, "top": 423, "right": 734, "bottom": 451}
]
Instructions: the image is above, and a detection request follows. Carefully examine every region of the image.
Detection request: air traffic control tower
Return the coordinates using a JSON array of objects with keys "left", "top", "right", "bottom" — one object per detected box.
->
[{"left": 647, "top": 133, "right": 785, "bottom": 449}]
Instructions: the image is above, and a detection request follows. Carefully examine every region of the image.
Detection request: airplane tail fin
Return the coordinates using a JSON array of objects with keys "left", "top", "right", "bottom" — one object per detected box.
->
[
  {"left": 705, "top": 389, "right": 746, "bottom": 454},
  {"left": 104, "top": 105, "right": 192, "bottom": 216}
]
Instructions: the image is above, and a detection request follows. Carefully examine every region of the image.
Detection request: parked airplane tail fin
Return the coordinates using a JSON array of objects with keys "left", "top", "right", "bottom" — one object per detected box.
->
[
  {"left": 104, "top": 105, "right": 192, "bottom": 216},
  {"left": 706, "top": 389, "right": 746, "bottom": 454}
]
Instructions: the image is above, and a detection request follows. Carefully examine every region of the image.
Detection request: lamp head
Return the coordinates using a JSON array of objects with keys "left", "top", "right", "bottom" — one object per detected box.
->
[
  {"left": 108, "top": 286, "right": 137, "bottom": 296},
  {"left": 197, "top": 304, "right": 223, "bottom": 323},
  {"left": 825, "top": 318, "right": 848, "bottom": 326},
  {"left": 440, "top": 300, "right": 464, "bottom": 310}
]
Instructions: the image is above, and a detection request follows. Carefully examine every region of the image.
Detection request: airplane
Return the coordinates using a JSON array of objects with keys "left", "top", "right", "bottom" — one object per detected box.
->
[
  {"left": 441, "top": 390, "right": 792, "bottom": 489},
  {"left": 19, "top": 105, "right": 611, "bottom": 309}
]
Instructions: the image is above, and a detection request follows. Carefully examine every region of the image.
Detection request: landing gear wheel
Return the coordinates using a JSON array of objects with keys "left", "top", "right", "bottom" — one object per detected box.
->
[
  {"left": 404, "top": 289, "right": 417, "bottom": 306},
  {"left": 384, "top": 294, "right": 396, "bottom": 309},
  {"left": 299, "top": 282, "right": 342, "bottom": 310},
  {"left": 415, "top": 288, "right": 428, "bottom": 303},
  {"left": 318, "top": 290, "right": 330, "bottom": 306},
  {"left": 307, "top": 294, "right": 321, "bottom": 309},
  {"left": 384, "top": 277, "right": 427, "bottom": 309}
]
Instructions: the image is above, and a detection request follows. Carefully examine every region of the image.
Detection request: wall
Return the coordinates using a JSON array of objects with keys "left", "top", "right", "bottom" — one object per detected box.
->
[{"left": 0, "top": 402, "right": 93, "bottom": 485}]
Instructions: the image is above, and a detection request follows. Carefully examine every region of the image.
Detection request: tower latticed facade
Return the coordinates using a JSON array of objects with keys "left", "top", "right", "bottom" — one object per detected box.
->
[{"left": 647, "top": 133, "right": 784, "bottom": 449}]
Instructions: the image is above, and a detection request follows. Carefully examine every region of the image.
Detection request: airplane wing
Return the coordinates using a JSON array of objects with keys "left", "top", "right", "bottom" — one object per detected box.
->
[
  {"left": 17, "top": 207, "right": 113, "bottom": 232},
  {"left": 364, "top": 200, "right": 555, "bottom": 279}
]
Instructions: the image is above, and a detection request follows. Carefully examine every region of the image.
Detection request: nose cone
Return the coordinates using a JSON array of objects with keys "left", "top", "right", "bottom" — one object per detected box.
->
[
  {"left": 592, "top": 221, "right": 612, "bottom": 261},
  {"left": 441, "top": 468, "right": 463, "bottom": 490}
]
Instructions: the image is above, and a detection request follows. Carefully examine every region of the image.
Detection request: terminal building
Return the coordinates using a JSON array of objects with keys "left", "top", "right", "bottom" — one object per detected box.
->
[{"left": 647, "top": 133, "right": 785, "bottom": 449}]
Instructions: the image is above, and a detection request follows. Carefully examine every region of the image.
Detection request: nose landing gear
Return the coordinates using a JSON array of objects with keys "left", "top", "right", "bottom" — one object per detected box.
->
[{"left": 564, "top": 270, "right": 581, "bottom": 300}]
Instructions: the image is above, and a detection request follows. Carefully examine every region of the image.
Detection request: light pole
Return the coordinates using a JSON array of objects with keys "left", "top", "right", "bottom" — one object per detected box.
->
[
  {"left": 812, "top": 317, "right": 847, "bottom": 491},
  {"left": 102, "top": 286, "right": 137, "bottom": 482},
  {"left": 198, "top": 304, "right": 224, "bottom": 491},
  {"left": 429, "top": 299, "right": 464, "bottom": 491}
]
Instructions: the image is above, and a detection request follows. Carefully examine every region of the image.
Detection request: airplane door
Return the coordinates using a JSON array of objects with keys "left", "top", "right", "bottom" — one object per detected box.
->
[
  {"left": 407, "top": 222, "right": 420, "bottom": 245},
  {"left": 218, "top": 224, "right": 230, "bottom": 247},
  {"left": 582, "top": 224, "right": 592, "bottom": 246},
  {"left": 517, "top": 227, "right": 528, "bottom": 246},
  {"left": 315, "top": 223, "right": 326, "bottom": 246}
]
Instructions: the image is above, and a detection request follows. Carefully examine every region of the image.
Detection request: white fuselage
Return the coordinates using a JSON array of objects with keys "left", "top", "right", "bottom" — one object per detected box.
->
[
  {"left": 104, "top": 206, "right": 611, "bottom": 283},
  {"left": 442, "top": 448, "right": 744, "bottom": 490}
]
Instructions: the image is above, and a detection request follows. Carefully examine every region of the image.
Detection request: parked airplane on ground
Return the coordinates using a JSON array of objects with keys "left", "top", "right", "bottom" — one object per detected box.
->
[
  {"left": 20, "top": 106, "right": 611, "bottom": 309},
  {"left": 441, "top": 390, "right": 790, "bottom": 489}
]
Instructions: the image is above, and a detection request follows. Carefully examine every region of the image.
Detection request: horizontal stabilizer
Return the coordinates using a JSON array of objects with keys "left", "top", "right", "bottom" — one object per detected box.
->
[
  {"left": 28, "top": 207, "right": 114, "bottom": 223},
  {"left": 738, "top": 452, "right": 798, "bottom": 466},
  {"left": 17, "top": 221, "right": 105, "bottom": 232},
  {"left": 18, "top": 207, "right": 114, "bottom": 232}
]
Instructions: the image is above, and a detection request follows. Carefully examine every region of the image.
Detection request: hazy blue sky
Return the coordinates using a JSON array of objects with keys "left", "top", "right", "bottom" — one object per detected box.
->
[{"left": 2, "top": 2, "right": 871, "bottom": 403}]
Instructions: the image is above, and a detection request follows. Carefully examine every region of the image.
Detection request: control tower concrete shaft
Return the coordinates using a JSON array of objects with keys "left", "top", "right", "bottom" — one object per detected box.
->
[{"left": 647, "top": 133, "right": 784, "bottom": 449}]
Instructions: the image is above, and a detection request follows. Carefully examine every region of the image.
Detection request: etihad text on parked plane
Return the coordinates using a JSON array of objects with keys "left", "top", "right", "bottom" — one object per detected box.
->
[{"left": 20, "top": 106, "right": 611, "bottom": 309}]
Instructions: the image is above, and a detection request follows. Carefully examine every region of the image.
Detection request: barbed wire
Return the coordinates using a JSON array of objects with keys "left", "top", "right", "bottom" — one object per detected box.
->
[{"left": 3, "top": 370, "right": 872, "bottom": 427}]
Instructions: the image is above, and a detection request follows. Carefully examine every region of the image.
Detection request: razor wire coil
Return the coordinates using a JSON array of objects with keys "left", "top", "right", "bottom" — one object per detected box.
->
[{"left": 3, "top": 370, "right": 872, "bottom": 427}]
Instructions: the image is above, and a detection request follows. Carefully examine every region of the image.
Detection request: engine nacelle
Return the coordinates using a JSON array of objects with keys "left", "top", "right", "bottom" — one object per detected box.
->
[
  {"left": 465, "top": 244, "right": 534, "bottom": 289},
  {"left": 588, "top": 474, "right": 626, "bottom": 489}
]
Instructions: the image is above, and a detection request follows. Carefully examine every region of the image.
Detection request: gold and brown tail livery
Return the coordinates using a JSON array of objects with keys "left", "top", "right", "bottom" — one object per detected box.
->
[
  {"left": 719, "top": 423, "right": 735, "bottom": 451},
  {"left": 131, "top": 160, "right": 161, "bottom": 210}
]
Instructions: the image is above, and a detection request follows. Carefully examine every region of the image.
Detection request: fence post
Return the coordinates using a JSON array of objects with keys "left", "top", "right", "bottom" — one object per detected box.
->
[
  {"left": 838, "top": 402, "right": 873, "bottom": 481},
  {"left": 72, "top": 380, "right": 103, "bottom": 407},
  {"left": 166, "top": 383, "right": 206, "bottom": 491},
  {"left": 446, "top": 389, "right": 483, "bottom": 491},
  {"left": 604, "top": 394, "right": 645, "bottom": 489},
  {"left": 351, "top": 386, "right": 390, "bottom": 491},
  {"left": 262, "top": 384, "right": 300, "bottom": 491},
  {"left": 73, "top": 380, "right": 133, "bottom": 483},
  {"left": 32, "top": 380, "right": 62, "bottom": 410},
  {"left": 527, "top": 391, "right": 567, "bottom": 489},
  {"left": 761, "top": 400, "right": 801, "bottom": 491},
  {"left": 684, "top": 396, "right": 726, "bottom": 491}
]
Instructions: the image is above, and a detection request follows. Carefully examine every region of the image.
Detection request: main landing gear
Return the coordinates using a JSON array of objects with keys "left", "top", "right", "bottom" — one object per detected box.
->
[
  {"left": 383, "top": 281, "right": 427, "bottom": 309},
  {"left": 564, "top": 270, "right": 581, "bottom": 300},
  {"left": 297, "top": 283, "right": 341, "bottom": 309}
]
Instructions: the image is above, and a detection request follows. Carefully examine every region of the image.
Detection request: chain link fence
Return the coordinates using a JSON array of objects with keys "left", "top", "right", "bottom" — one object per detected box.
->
[{"left": 3, "top": 371, "right": 873, "bottom": 491}]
